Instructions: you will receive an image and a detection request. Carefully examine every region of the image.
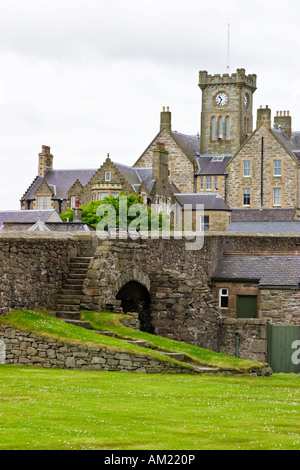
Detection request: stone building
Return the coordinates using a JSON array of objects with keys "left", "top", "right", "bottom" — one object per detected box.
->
[{"left": 20, "top": 68, "right": 300, "bottom": 230}]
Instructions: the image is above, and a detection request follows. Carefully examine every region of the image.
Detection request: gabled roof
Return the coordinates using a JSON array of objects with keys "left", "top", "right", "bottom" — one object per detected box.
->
[
  {"left": 0, "top": 210, "right": 62, "bottom": 225},
  {"left": 174, "top": 193, "right": 230, "bottom": 211},
  {"left": 170, "top": 131, "right": 200, "bottom": 165},
  {"left": 212, "top": 253, "right": 300, "bottom": 287},
  {"left": 23, "top": 169, "right": 97, "bottom": 200},
  {"left": 134, "top": 129, "right": 200, "bottom": 167},
  {"left": 226, "top": 123, "right": 300, "bottom": 168}
]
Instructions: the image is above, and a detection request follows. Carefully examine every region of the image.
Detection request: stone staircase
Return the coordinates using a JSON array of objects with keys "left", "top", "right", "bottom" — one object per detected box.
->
[{"left": 56, "top": 257, "right": 92, "bottom": 323}]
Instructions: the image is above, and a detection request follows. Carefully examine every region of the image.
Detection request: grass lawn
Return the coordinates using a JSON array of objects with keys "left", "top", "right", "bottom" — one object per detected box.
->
[{"left": 0, "top": 366, "right": 299, "bottom": 450}]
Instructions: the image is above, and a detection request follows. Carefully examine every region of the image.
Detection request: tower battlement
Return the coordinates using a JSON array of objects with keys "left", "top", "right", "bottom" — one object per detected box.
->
[{"left": 199, "top": 68, "right": 257, "bottom": 91}]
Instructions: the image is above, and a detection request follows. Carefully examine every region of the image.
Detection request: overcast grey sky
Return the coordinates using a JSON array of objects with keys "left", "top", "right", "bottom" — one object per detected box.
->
[{"left": 0, "top": 0, "right": 300, "bottom": 210}]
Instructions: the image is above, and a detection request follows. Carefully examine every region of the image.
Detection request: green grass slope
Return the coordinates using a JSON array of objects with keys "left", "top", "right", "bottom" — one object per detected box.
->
[{"left": 0, "top": 310, "right": 264, "bottom": 374}]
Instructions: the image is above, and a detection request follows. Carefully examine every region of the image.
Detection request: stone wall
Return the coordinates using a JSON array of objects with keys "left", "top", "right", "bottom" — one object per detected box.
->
[
  {"left": 226, "top": 124, "right": 298, "bottom": 209},
  {"left": 0, "top": 324, "right": 198, "bottom": 374},
  {"left": 134, "top": 128, "right": 195, "bottom": 194},
  {"left": 259, "top": 288, "right": 300, "bottom": 325},
  {"left": 0, "top": 232, "right": 95, "bottom": 315},
  {"left": 219, "top": 319, "right": 268, "bottom": 363}
]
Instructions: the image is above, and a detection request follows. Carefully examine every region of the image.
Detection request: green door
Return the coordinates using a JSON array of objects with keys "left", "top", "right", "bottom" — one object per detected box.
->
[
  {"left": 236, "top": 295, "right": 257, "bottom": 318},
  {"left": 268, "top": 325, "right": 300, "bottom": 373}
]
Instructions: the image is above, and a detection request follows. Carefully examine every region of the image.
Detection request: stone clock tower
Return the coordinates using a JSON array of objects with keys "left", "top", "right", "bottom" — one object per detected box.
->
[{"left": 198, "top": 68, "right": 257, "bottom": 155}]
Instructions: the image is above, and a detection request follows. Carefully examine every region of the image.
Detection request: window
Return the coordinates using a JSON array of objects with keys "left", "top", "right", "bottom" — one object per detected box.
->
[
  {"left": 212, "top": 156, "right": 224, "bottom": 162},
  {"left": 200, "top": 215, "right": 210, "bottom": 232},
  {"left": 214, "top": 176, "right": 218, "bottom": 191},
  {"left": 37, "top": 196, "right": 50, "bottom": 210},
  {"left": 218, "top": 117, "right": 223, "bottom": 139},
  {"left": 105, "top": 171, "right": 111, "bottom": 182},
  {"left": 98, "top": 192, "right": 109, "bottom": 200},
  {"left": 111, "top": 193, "right": 119, "bottom": 198},
  {"left": 243, "top": 160, "right": 251, "bottom": 177},
  {"left": 219, "top": 288, "right": 229, "bottom": 308},
  {"left": 70, "top": 196, "right": 76, "bottom": 209},
  {"left": 38, "top": 196, "right": 43, "bottom": 210},
  {"left": 225, "top": 116, "right": 230, "bottom": 139},
  {"left": 274, "top": 160, "right": 281, "bottom": 177},
  {"left": 273, "top": 188, "right": 281, "bottom": 206},
  {"left": 243, "top": 188, "right": 251, "bottom": 206},
  {"left": 211, "top": 117, "right": 216, "bottom": 140},
  {"left": 206, "top": 176, "right": 212, "bottom": 191},
  {"left": 200, "top": 176, "right": 204, "bottom": 191}
]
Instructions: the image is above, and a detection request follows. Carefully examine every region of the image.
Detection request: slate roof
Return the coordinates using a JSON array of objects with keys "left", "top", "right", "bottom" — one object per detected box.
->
[
  {"left": 195, "top": 154, "right": 233, "bottom": 175},
  {"left": 24, "top": 169, "right": 97, "bottom": 200},
  {"left": 227, "top": 221, "right": 300, "bottom": 234},
  {"left": 174, "top": 193, "right": 230, "bottom": 211},
  {"left": 272, "top": 129, "right": 300, "bottom": 161},
  {"left": 231, "top": 209, "right": 295, "bottom": 222},
  {"left": 0, "top": 210, "right": 61, "bottom": 225},
  {"left": 0, "top": 222, "right": 95, "bottom": 232},
  {"left": 212, "top": 254, "right": 300, "bottom": 287},
  {"left": 171, "top": 132, "right": 200, "bottom": 165}
]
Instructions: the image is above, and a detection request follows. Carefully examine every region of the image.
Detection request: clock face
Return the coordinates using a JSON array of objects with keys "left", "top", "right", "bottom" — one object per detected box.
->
[{"left": 215, "top": 92, "right": 228, "bottom": 107}]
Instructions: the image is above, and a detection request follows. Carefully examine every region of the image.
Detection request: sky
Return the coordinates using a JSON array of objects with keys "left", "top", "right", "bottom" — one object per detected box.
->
[{"left": 0, "top": 0, "right": 300, "bottom": 210}]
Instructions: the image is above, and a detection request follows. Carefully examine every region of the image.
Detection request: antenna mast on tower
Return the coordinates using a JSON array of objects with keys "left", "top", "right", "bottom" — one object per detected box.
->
[{"left": 227, "top": 23, "right": 231, "bottom": 72}]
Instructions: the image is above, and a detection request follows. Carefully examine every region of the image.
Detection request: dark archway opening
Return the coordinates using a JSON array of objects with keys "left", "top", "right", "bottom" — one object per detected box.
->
[{"left": 116, "top": 281, "right": 153, "bottom": 333}]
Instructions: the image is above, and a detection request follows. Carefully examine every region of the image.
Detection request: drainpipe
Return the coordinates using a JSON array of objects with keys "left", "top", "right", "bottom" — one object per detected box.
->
[
  {"left": 224, "top": 173, "right": 228, "bottom": 203},
  {"left": 235, "top": 332, "right": 241, "bottom": 358},
  {"left": 260, "top": 137, "right": 264, "bottom": 210}
]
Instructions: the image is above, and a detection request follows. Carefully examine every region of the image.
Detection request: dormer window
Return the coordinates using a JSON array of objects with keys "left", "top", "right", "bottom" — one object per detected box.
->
[
  {"left": 37, "top": 196, "right": 50, "bottom": 210},
  {"left": 105, "top": 171, "right": 111, "bottom": 182}
]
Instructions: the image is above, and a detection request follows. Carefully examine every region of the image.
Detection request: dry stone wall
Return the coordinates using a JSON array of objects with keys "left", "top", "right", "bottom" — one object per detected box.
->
[
  {"left": 0, "top": 324, "right": 198, "bottom": 374},
  {"left": 0, "top": 232, "right": 95, "bottom": 315}
]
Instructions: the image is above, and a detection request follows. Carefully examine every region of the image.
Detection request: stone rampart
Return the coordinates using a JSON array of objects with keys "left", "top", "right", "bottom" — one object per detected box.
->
[
  {"left": 0, "top": 324, "right": 198, "bottom": 374},
  {"left": 0, "top": 232, "right": 96, "bottom": 315}
]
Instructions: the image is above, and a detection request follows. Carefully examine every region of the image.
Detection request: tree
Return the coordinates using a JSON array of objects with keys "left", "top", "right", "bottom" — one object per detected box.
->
[{"left": 60, "top": 193, "right": 165, "bottom": 231}]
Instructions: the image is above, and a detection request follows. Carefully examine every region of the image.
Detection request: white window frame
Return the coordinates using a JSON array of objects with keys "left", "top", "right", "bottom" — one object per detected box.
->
[
  {"left": 200, "top": 215, "right": 210, "bottom": 232},
  {"left": 98, "top": 192, "right": 109, "bottom": 201},
  {"left": 214, "top": 176, "right": 218, "bottom": 191},
  {"left": 70, "top": 196, "right": 76, "bottom": 209},
  {"left": 273, "top": 188, "right": 281, "bottom": 206},
  {"left": 200, "top": 176, "right": 204, "bottom": 191},
  {"left": 243, "top": 188, "right": 251, "bottom": 206},
  {"left": 105, "top": 171, "right": 111, "bottom": 182},
  {"left": 219, "top": 288, "right": 229, "bottom": 309},
  {"left": 44, "top": 196, "right": 51, "bottom": 210},
  {"left": 206, "top": 176, "right": 212, "bottom": 191},
  {"left": 274, "top": 160, "right": 282, "bottom": 177},
  {"left": 243, "top": 160, "right": 251, "bottom": 178},
  {"left": 37, "top": 196, "right": 44, "bottom": 210}
]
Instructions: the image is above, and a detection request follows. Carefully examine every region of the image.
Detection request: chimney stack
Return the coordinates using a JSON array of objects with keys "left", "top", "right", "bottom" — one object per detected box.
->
[
  {"left": 160, "top": 106, "right": 172, "bottom": 132},
  {"left": 257, "top": 106, "right": 271, "bottom": 129},
  {"left": 38, "top": 145, "right": 53, "bottom": 177},
  {"left": 274, "top": 110, "right": 292, "bottom": 139},
  {"left": 152, "top": 142, "right": 169, "bottom": 186}
]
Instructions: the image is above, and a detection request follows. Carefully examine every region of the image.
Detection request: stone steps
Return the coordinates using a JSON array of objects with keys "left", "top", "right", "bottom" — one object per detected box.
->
[{"left": 56, "top": 256, "right": 92, "bottom": 321}]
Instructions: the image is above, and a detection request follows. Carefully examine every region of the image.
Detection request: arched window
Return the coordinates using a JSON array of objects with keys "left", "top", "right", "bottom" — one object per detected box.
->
[
  {"left": 218, "top": 117, "right": 223, "bottom": 139},
  {"left": 226, "top": 116, "right": 230, "bottom": 139},
  {"left": 211, "top": 117, "right": 216, "bottom": 140}
]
